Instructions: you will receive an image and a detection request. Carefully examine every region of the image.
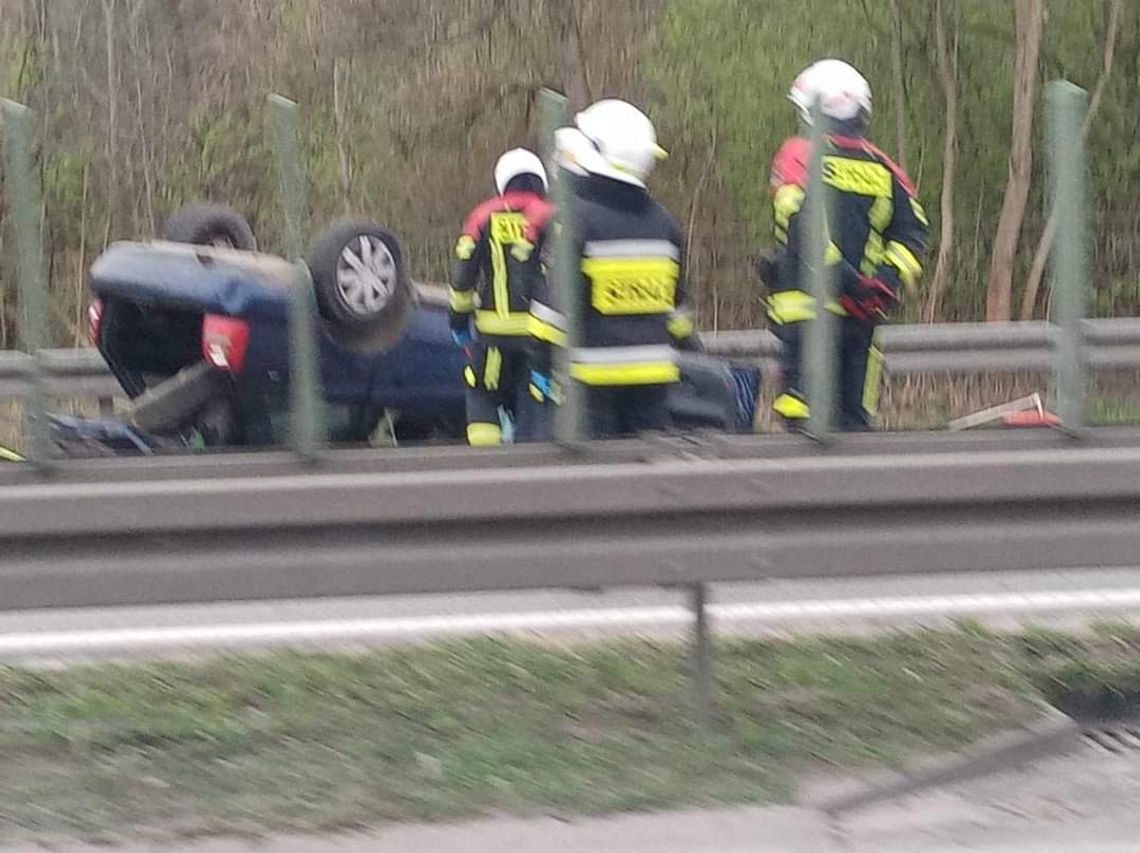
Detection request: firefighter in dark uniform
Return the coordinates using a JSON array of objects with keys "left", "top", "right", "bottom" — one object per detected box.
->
[
  {"left": 760, "top": 59, "right": 929, "bottom": 431},
  {"left": 449, "top": 148, "right": 555, "bottom": 445},
  {"left": 526, "top": 100, "right": 696, "bottom": 439}
]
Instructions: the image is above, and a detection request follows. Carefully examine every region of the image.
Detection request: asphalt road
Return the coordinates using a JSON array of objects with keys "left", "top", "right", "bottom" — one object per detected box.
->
[{"left": 5, "top": 566, "right": 1140, "bottom": 662}]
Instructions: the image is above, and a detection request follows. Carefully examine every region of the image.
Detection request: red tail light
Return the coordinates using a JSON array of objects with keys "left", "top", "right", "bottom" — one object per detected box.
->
[
  {"left": 201, "top": 314, "right": 251, "bottom": 373},
  {"left": 87, "top": 299, "right": 104, "bottom": 345}
]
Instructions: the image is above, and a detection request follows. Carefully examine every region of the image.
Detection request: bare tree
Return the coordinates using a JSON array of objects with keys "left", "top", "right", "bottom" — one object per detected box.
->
[
  {"left": 923, "top": 0, "right": 959, "bottom": 323},
  {"left": 888, "top": 0, "right": 909, "bottom": 171},
  {"left": 1018, "top": 0, "right": 1121, "bottom": 319},
  {"left": 102, "top": 0, "right": 119, "bottom": 235},
  {"left": 557, "top": 0, "right": 591, "bottom": 110},
  {"left": 985, "top": 0, "right": 1044, "bottom": 322}
]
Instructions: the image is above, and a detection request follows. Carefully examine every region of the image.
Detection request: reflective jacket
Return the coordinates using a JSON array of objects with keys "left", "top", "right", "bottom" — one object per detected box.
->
[
  {"left": 450, "top": 191, "right": 555, "bottom": 346},
  {"left": 527, "top": 173, "right": 694, "bottom": 386},
  {"left": 767, "top": 134, "right": 929, "bottom": 325}
]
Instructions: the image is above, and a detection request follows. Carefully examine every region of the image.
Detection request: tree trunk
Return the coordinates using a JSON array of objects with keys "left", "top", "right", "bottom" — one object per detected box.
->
[
  {"left": 557, "top": 0, "right": 591, "bottom": 111},
  {"left": 102, "top": 0, "right": 119, "bottom": 237},
  {"left": 888, "top": 0, "right": 909, "bottom": 171},
  {"left": 985, "top": 0, "right": 1044, "bottom": 322},
  {"left": 1019, "top": 0, "right": 1120, "bottom": 320},
  {"left": 923, "top": 0, "right": 959, "bottom": 323}
]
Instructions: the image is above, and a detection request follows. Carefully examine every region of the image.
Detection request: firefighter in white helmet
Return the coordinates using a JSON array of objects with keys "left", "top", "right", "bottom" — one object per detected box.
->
[
  {"left": 761, "top": 59, "right": 928, "bottom": 430},
  {"left": 526, "top": 99, "right": 697, "bottom": 439},
  {"left": 449, "top": 148, "right": 555, "bottom": 445}
]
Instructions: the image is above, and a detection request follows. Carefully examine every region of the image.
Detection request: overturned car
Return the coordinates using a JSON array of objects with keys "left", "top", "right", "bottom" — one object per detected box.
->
[{"left": 72, "top": 204, "right": 759, "bottom": 454}]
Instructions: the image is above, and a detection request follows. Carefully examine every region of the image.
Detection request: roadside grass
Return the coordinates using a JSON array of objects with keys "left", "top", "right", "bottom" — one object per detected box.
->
[{"left": 3, "top": 626, "right": 1135, "bottom": 843}]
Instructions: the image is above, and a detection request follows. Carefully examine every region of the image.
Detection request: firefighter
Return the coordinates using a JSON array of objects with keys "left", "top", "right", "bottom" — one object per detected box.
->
[
  {"left": 449, "top": 148, "right": 555, "bottom": 445},
  {"left": 761, "top": 59, "right": 928, "bottom": 431},
  {"left": 526, "top": 99, "right": 696, "bottom": 440}
]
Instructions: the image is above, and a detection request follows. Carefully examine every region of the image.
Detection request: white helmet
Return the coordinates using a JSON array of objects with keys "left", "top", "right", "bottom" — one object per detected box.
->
[
  {"left": 494, "top": 148, "right": 548, "bottom": 195},
  {"left": 573, "top": 99, "right": 668, "bottom": 188},
  {"left": 789, "top": 59, "right": 872, "bottom": 125}
]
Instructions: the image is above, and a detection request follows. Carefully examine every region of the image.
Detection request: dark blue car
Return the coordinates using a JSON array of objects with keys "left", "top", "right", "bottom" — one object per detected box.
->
[{"left": 82, "top": 205, "right": 758, "bottom": 451}]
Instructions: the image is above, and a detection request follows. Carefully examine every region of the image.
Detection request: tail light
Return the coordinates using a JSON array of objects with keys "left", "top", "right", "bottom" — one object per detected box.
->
[
  {"left": 201, "top": 314, "right": 251, "bottom": 373},
  {"left": 87, "top": 298, "right": 104, "bottom": 345}
]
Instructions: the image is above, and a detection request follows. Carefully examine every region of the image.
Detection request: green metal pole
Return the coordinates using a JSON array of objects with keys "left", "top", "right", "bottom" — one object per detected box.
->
[
  {"left": 1047, "top": 81, "right": 1089, "bottom": 432},
  {"left": 269, "top": 94, "right": 324, "bottom": 458},
  {"left": 539, "top": 88, "right": 585, "bottom": 444},
  {"left": 803, "top": 101, "right": 835, "bottom": 438},
  {"left": 1, "top": 99, "right": 51, "bottom": 468}
]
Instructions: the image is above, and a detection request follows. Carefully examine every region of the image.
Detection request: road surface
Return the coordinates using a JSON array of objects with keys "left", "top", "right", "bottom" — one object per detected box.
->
[
  {"left": 7, "top": 748, "right": 1140, "bottom": 851},
  {"left": 4, "top": 566, "right": 1140, "bottom": 661}
]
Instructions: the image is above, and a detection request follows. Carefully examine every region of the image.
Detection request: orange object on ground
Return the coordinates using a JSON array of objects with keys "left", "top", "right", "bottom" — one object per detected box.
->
[{"left": 1002, "top": 410, "right": 1062, "bottom": 428}]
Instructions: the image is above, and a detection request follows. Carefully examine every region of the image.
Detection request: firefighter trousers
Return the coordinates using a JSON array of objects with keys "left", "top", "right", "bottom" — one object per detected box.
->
[
  {"left": 585, "top": 384, "right": 670, "bottom": 440},
  {"left": 771, "top": 317, "right": 884, "bottom": 431},
  {"left": 463, "top": 343, "right": 539, "bottom": 445}
]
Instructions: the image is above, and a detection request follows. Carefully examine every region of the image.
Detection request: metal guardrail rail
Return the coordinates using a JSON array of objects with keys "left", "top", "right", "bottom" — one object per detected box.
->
[
  {"left": 1, "top": 431, "right": 1140, "bottom": 613},
  {"left": 4, "top": 318, "right": 1140, "bottom": 402}
]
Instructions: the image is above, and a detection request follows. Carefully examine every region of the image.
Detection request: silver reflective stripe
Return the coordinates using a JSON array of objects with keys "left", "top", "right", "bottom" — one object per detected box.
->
[
  {"left": 582, "top": 240, "right": 680, "bottom": 260},
  {"left": 529, "top": 300, "right": 566, "bottom": 330},
  {"left": 570, "top": 345, "right": 676, "bottom": 364}
]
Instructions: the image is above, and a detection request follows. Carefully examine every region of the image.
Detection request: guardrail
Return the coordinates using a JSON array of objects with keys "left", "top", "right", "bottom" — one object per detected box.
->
[
  {"left": 2, "top": 430, "right": 1140, "bottom": 717},
  {"left": 3, "top": 318, "right": 1140, "bottom": 403}
]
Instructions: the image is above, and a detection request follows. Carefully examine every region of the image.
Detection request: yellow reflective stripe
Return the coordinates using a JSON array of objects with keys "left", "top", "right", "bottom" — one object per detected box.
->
[
  {"left": 869, "top": 195, "right": 893, "bottom": 232},
  {"left": 860, "top": 230, "right": 884, "bottom": 276},
  {"left": 474, "top": 311, "right": 530, "bottom": 336},
  {"left": 773, "top": 393, "right": 810, "bottom": 420},
  {"left": 822, "top": 157, "right": 892, "bottom": 197},
  {"left": 884, "top": 240, "right": 923, "bottom": 285},
  {"left": 463, "top": 365, "right": 477, "bottom": 387},
  {"left": 449, "top": 288, "right": 476, "bottom": 313},
  {"left": 483, "top": 347, "right": 503, "bottom": 390},
  {"left": 767, "top": 290, "right": 849, "bottom": 323},
  {"left": 910, "top": 197, "right": 930, "bottom": 227},
  {"left": 824, "top": 242, "right": 842, "bottom": 265},
  {"left": 581, "top": 256, "right": 680, "bottom": 315},
  {"left": 667, "top": 311, "right": 694, "bottom": 339},
  {"left": 489, "top": 212, "right": 527, "bottom": 317},
  {"left": 467, "top": 422, "right": 503, "bottom": 446},
  {"left": 774, "top": 225, "right": 789, "bottom": 246},
  {"left": 863, "top": 329, "right": 885, "bottom": 417},
  {"left": 455, "top": 234, "right": 476, "bottom": 260},
  {"left": 528, "top": 314, "right": 567, "bottom": 347},
  {"left": 569, "top": 361, "right": 680, "bottom": 386},
  {"left": 489, "top": 238, "right": 509, "bottom": 317},
  {"left": 773, "top": 184, "right": 805, "bottom": 231},
  {"left": 511, "top": 238, "right": 535, "bottom": 262},
  {"left": 0, "top": 445, "right": 24, "bottom": 462}
]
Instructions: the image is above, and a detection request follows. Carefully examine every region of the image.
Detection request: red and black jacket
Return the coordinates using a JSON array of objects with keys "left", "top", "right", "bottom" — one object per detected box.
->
[
  {"left": 767, "top": 134, "right": 928, "bottom": 325},
  {"left": 450, "top": 191, "right": 555, "bottom": 346}
]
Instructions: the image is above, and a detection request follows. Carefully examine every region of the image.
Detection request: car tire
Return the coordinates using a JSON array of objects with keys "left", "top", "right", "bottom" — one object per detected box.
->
[
  {"left": 162, "top": 203, "right": 258, "bottom": 251},
  {"left": 306, "top": 219, "right": 414, "bottom": 352}
]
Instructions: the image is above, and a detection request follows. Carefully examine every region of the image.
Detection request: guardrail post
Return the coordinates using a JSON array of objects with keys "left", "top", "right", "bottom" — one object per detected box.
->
[
  {"left": 1, "top": 99, "right": 52, "bottom": 469},
  {"left": 1048, "top": 81, "right": 1089, "bottom": 432},
  {"left": 688, "top": 583, "right": 714, "bottom": 728},
  {"left": 269, "top": 94, "right": 324, "bottom": 459},
  {"left": 803, "top": 101, "right": 836, "bottom": 439},
  {"left": 539, "top": 89, "right": 585, "bottom": 445}
]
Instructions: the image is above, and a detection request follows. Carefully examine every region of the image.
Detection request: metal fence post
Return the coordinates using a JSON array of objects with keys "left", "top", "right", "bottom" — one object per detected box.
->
[
  {"left": 1048, "top": 81, "right": 1089, "bottom": 432},
  {"left": 269, "top": 94, "right": 324, "bottom": 459},
  {"left": 688, "top": 583, "right": 714, "bottom": 729},
  {"left": 539, "top": 89, "right": 585, "bottom": 445},
  {"left": 1, "top": 99, "right": 51, "bottom": 469},
  {"left": 803, "top": 101, "right": 835, "bottom": 439}
]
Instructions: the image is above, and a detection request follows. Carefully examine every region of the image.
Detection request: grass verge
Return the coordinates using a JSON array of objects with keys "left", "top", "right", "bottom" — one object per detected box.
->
[{"left": 0, "top": 626, "right": 1137, "bottom": 843}]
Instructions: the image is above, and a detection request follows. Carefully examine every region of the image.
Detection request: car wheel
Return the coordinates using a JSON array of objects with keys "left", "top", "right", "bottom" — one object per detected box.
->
[
  {"left": 162, "top": 203, "right": 258, "bottom": 251},
  {"left": 306, "top": 219, "right": 414, "bottom": 352}
]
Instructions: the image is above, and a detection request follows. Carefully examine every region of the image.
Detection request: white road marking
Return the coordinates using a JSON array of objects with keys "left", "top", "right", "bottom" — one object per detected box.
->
[{"left": 4, "top": 587, "right": 1140, "bottom": 657}]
